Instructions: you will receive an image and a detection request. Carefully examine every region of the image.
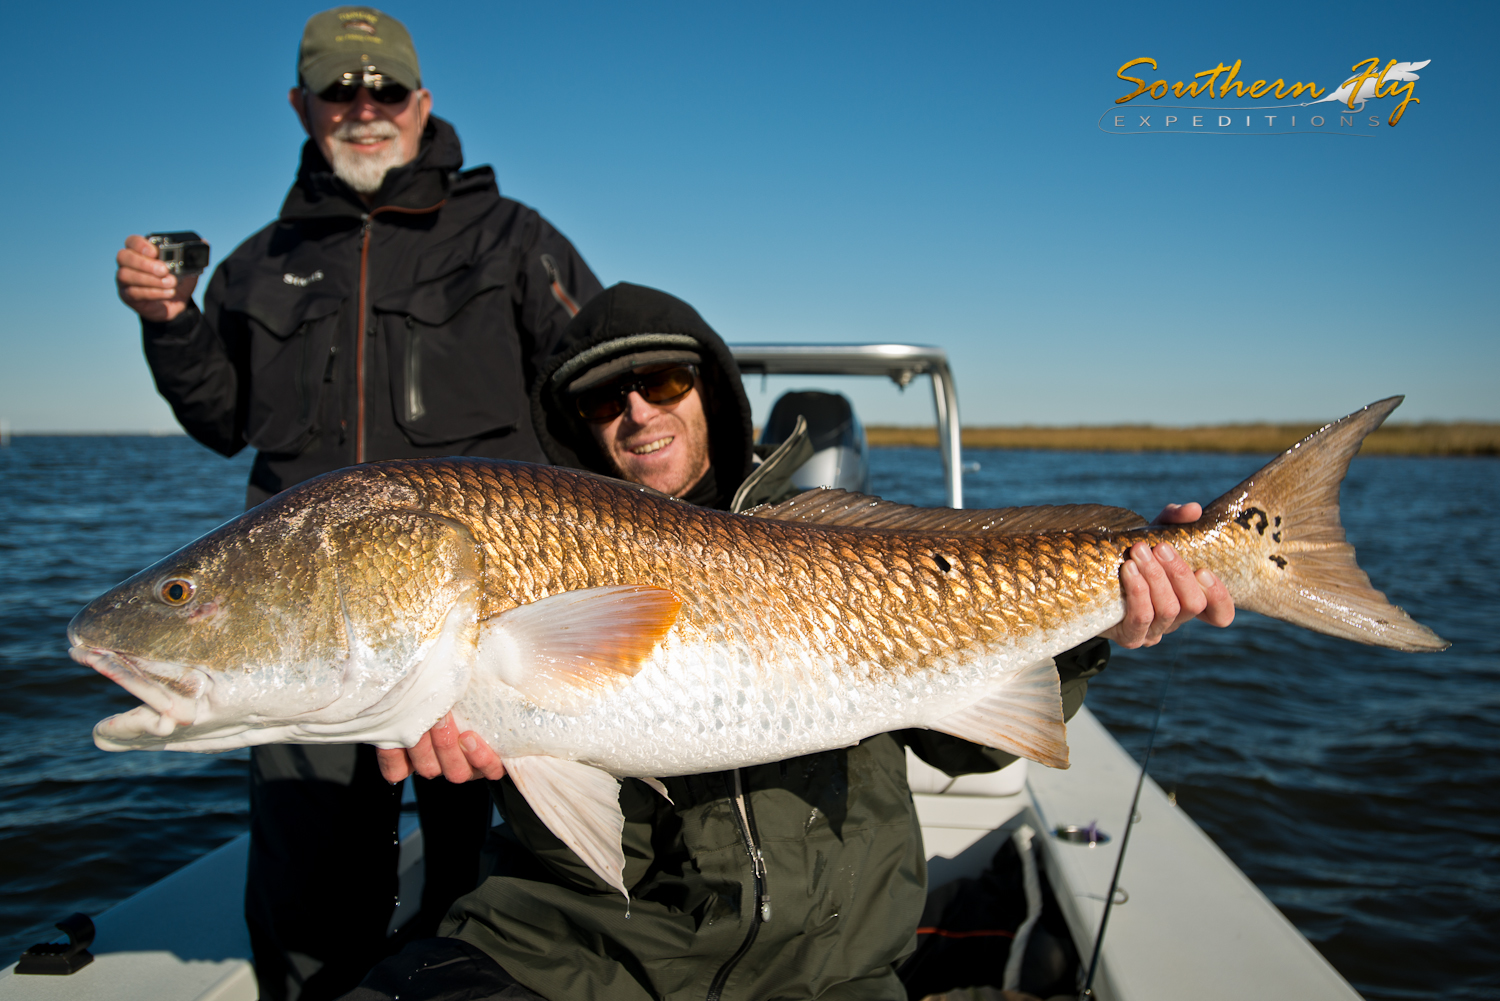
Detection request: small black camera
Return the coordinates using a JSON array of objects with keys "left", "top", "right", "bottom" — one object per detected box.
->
[{"left": 146, "top": 232, "right": 211, "bottom": 276}]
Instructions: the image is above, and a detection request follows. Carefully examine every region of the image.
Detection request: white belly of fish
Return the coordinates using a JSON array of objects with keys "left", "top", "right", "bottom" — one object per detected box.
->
[{"left": 455, "top": 597, "right": 1123, "bottom": 778}]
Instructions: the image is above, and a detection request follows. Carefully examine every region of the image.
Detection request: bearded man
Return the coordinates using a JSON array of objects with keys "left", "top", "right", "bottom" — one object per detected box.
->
[{"left": 112, "top": 8, "right": 602, "bottom": 1000}]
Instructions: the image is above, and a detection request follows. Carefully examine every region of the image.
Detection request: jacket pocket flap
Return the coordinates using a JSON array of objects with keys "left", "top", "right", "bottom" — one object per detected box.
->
[
  {"left": 375, "top": 256, "right": 508, "bottom": 326},
  {"left": 239, "top": 285, "right": 345, "bottom": 340},
  {"left": 412, "top": 244, "right": 471, "bottom": 284}
]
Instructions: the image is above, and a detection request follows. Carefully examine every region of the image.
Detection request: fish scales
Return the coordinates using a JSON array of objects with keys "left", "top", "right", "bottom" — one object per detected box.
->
[
  {"left": 376, "top": 460, "right": 1119, "bottom": 676},
  {"left": 70, "top": 398, "right": 1448, "bottom": 892},
  {"left": 289, "top": 461, "right": 1127, "bottom": 776}
]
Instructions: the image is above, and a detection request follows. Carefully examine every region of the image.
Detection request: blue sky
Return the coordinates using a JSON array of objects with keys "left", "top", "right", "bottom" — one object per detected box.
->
[{"left": 2, "top": 0, "right": 1493, "bottom": 431}]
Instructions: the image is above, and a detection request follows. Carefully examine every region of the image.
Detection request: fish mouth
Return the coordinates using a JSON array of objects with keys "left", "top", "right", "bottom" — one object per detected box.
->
[{"left": 70, "top": 645, "right": 210, "bottom": 747}]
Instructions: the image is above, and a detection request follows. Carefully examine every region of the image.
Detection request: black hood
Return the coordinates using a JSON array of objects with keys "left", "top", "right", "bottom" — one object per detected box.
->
[
  {"left": 530, "top": 283, "right": 754, "bottom": 508},
  {"left": 279, "top": 115, "right": 466, "bottom": 220}
]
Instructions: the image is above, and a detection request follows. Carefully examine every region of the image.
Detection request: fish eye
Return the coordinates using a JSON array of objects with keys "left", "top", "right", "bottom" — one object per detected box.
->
[{"left": 158, "top": 578, "right": 196, "bottom": 606}]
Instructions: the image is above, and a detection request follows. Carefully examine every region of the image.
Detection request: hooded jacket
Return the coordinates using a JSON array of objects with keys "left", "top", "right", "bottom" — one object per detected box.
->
[
  {"left": 529, "top": 283, "right": 759, "bottom": 510},
  {"left": 442, "top": 284, "right": 1111, "bottom": 1001},
  {"left": 140, "top": 116, "right": 602, "bottom": 503}
]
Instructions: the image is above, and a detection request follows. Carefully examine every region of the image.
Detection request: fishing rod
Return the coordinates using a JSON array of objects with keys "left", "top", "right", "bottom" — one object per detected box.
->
[{"left": 1078, "top": 639, "right": 1178, "bottom": 1000}]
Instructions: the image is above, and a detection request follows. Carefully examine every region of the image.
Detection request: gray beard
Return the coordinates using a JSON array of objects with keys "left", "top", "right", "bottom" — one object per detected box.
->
[{"left": 327, "top": 122, "right": 407, "bottom": 195}]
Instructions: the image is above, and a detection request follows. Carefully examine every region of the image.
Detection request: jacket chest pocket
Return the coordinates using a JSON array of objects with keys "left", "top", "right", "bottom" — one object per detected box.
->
[
  {"left": 376, "top": 258, "right": 522, "bottom": 446},
  {"left": 242, "top": 293, "right": 344, "bottom": 455}
]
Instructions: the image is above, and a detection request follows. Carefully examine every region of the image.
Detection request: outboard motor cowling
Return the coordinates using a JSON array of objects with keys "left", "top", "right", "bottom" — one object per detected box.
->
[{"left": 760, "top": 391, "right": 871, "bottom": 493}]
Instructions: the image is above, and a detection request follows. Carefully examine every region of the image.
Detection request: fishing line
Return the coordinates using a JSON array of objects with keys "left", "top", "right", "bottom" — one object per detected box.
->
[{"left": 1079, "top": 634, "right": 1179, "bottom": 1000}]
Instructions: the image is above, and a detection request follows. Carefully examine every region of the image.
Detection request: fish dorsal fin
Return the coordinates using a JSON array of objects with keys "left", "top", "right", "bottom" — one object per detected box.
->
[
  {"left": 748, "top": 488, "right": 1146, "bottom": 535},
  {"left": 474, "top": 585, "right": 681, "bottom": 715},
  {"left": 928, "top": 657, "right": 1070, "bottom": 768},
  {"left": 506, "top": 754, "right": 629, "bottom": 897}
]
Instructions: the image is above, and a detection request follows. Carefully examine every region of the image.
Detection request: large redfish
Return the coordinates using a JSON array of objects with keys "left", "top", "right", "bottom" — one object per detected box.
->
[{"left": 68, "top": 397, "right": 1444, "bottom": 893}]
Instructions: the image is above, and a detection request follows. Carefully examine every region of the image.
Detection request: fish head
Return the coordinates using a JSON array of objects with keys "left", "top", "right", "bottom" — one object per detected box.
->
[{"left": 70, "top": 470, "right": 483, "bottom": 752}]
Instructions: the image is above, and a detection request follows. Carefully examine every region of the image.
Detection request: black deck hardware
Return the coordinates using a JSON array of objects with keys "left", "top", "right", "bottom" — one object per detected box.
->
[{"left": 15, "top": 912, "right": 96, "bottom": 975}]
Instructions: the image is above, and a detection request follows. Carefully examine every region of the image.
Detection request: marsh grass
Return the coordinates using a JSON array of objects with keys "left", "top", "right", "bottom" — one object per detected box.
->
[{"left": 864, "top": 423, "right": 1500, "bottom": 455}]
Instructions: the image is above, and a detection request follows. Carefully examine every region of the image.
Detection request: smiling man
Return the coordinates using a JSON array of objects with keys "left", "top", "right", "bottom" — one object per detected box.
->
[
  {"left": 577, "top": 361, "right": 712, "bottom": 495},
  {"left": 530, "top": 283, "right": 767, "bottom": 509},
  {"left": 287, "top": 63, "right": 427, "bottom": 199},
  {"left": 353, "top": 284, "right": 1236, "bottom": 1001},
  {"left": 112, "top": 8, "right": 602, "bottom": 1000}
]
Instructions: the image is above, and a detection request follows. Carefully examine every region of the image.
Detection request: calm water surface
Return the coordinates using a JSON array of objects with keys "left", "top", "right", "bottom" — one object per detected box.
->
[{"left": 0, "top": 437, "right": 1496, "bottom": 999}]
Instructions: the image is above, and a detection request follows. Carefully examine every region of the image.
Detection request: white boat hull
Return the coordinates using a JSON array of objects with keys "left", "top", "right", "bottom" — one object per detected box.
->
[{"left": 0, "top": 708, "right": 1363, "bottom": 1001}]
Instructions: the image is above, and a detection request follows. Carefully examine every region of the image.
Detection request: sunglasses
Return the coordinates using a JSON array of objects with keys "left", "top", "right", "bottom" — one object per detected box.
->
[
  {"left": 316, "top": 72, "right": 411, "bottom": 105},
  {"left": 575, "top": 365, "right": 697, "bottom": 423}
]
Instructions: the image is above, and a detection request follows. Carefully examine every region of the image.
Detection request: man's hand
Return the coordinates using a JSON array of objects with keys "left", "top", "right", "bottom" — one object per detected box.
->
[
  {"left": 116, "top": 235, "right": 199, "bottom": 322},
  {"left": 376, "top": 713, "right": 506, "bottom": 784},
  {"left": 1102, "top": 502, "right": 1235, "bottom": 649}
]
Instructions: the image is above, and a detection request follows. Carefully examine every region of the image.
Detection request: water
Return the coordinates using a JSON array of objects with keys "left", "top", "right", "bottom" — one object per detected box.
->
[
  {"left": 1, "top": 438, "right": 1496, "bottom": 999},
  {"left": 0, "top": 438, "right": 255, "bottom": 961},
  {"left": 874, "top": 448, "right": 1500, "bottom": 1001}
]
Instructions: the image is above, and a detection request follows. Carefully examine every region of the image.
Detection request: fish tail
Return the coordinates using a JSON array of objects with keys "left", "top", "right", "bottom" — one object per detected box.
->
[{"left": 1198, "top": 396, "right": 1447, "bottom": 652}]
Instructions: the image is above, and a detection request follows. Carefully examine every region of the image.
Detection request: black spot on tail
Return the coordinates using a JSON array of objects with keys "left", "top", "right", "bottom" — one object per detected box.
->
[
  {"left": 1269, "top": 555, "right": 1288, "bottom": 569},
  {"left": 1235, "top": 507, "right": 1270, "bottom": 535}
]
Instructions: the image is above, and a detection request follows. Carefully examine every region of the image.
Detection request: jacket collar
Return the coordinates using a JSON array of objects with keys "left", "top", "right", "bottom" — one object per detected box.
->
[{"left": 279, "top": 115, "right": 464, "bottom": 221}]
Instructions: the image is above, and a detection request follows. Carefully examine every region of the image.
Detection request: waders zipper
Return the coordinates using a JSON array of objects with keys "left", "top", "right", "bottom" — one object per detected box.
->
[
  {"left": 705, "top": 769, "right": 771, "bottom": 1001},
  {"left": 352, "top": 200, "right": 446, "bottom": 465}
]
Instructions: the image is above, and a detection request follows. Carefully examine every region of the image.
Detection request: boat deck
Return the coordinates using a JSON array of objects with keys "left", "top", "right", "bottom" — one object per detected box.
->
[
  {"left": 1, "top": 708, "right": 1363, "bottom": 1001},
  {"left": 915, "top": 707, "right": 1363, "bottom": 1000}
]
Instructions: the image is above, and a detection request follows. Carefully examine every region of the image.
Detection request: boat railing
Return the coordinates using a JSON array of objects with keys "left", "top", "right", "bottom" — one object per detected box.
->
[{"left": 729, "top": 343, "right": 963, "bottom": 508}]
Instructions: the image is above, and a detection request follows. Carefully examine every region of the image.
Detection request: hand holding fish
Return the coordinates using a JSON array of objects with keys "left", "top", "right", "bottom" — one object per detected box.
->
[
  {"left": 1102, "top": 503, "right": 1236, "bottom": 649},
  {"left": 378, "top": 712, "right": 506, "bottom": 784}
]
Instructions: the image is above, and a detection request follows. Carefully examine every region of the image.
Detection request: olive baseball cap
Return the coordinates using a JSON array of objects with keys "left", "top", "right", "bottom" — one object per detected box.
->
[{"left": 298, "top": 7, "right": 421, "bottom": 93}]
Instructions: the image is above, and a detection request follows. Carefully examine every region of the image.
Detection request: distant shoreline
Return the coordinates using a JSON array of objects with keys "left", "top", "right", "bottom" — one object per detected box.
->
[
  {"left": 865, "top": 423, "right": 1500, "bottom": 455},
  {"left": 6, "top": 425, "right": 1497, "bottom": 456}
]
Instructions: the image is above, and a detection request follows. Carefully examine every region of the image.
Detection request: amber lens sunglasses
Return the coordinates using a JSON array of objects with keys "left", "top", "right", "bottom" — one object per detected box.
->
[{"left": 575, "top": 365, "right": 698, "bottom": 423}]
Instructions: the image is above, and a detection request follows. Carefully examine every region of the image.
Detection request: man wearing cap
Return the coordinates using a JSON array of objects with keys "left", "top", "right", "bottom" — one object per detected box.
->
[
  {"left": 113, "top": 8, "right": 602, "bottom": 1000},
  {"left": 351, "top": 284, "right": 1234, "bottom": 1001}
]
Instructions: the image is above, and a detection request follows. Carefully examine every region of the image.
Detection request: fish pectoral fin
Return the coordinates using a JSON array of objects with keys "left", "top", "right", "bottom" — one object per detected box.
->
[
  {"left": 506, "top": 754, "right": 629, "bottom": 897},
  {"left": 638, "top": 776, "right": 674, "bottom": 804},
  {"left": 475, "top": 585, "right": 681, "bottom": 715},
  {"left": 929, "top": 658, "right": 1070, "bottom": 769}
]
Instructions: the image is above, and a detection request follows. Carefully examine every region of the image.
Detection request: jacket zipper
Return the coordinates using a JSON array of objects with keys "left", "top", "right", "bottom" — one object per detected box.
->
[
  {"left": 356, "top": 215, "right": 372, "bottom": 463},
  {"left": 705, "top": 769, "right": 771, "bottom": 1001},
  {"left": 404, "top": 316, "right": 425, "bottom": 422},
  {"left": 352, "top": 199, "right": 447, "bottom": 465}
]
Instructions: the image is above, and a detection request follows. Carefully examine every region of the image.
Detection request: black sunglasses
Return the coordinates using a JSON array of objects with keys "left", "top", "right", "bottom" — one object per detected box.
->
[
  {"left": 316, "top": 72, "right": 411, "bottom": 105},
  {"left": 575, "top": 365, "right": 698, "bottom": 423}
]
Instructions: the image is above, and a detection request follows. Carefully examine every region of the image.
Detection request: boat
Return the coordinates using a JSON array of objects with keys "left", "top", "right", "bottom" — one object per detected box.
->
[{"left": 0, "top": 344, "right": 1365, "bottom": 1000}]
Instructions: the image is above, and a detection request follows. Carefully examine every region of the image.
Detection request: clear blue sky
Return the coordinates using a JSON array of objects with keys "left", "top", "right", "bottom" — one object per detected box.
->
[{"left": 2, "top": 0, "right": 1493, "bottom": 431}]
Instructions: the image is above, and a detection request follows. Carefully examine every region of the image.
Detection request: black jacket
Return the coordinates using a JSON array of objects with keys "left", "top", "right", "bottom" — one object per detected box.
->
[{"left": 141, "top": 116, "right": 602, "bottom": 501}]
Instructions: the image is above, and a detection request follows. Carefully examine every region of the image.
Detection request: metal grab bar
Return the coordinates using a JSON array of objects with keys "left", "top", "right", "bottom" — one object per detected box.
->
[{"left": 729, "top": 344, "right": 963, "bottom": 508}]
